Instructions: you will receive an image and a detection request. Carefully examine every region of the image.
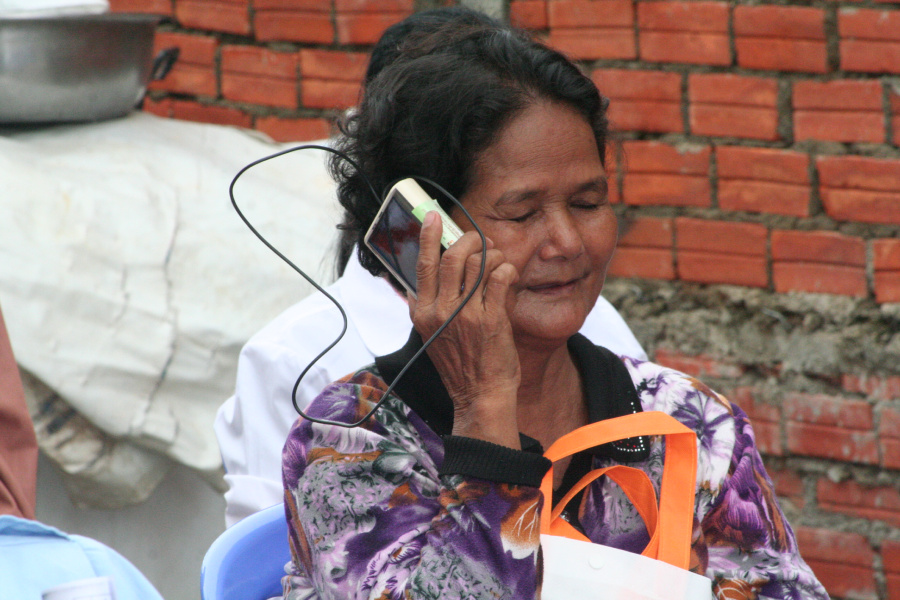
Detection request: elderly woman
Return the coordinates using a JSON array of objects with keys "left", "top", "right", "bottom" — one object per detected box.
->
[{"left": 281, "top": 16, "right": 827, "bottom": 600}]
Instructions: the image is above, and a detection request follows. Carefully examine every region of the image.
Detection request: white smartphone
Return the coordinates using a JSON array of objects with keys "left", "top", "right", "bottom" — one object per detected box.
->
[{"left": 363, "top": 178, "right": 464, "bottom": 297}]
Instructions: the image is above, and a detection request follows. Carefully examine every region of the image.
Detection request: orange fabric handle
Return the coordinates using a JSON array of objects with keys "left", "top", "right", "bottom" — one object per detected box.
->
[
  {"left": 549, "top": 465, "right": 660, "bottom": 555},
  {"left": 539, "top": 412, "right": 698, "bottom": 569}
]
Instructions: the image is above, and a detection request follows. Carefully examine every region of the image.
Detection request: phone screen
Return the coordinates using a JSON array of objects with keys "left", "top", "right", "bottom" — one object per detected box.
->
[{"left": 366, "top": 188, "right": 422, "bottom": 294}]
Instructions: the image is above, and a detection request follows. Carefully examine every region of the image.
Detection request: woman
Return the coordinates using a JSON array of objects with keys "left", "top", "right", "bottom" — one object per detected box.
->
[{"left": 281, "top": 16, "right": 827, "bottom": 600}]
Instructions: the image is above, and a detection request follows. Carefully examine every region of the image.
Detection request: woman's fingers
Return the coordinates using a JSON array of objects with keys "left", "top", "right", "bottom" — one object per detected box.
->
[{"left": 414, "top": 211, "right": 444, "bottom": 302}]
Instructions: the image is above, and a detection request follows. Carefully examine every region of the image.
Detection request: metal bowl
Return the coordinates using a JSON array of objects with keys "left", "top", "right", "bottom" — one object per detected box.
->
[{"left": 0, "top": 13, "right": 177, "bottom": 124}]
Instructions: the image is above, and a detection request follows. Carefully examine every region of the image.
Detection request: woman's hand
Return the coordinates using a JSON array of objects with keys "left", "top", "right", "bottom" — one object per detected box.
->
[{"left": 408, "top": 211, "right": 522, "bottom": 448}]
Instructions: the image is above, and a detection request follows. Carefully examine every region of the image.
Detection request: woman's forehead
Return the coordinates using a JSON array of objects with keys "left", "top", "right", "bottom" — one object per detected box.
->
[{"left": 467, "top": 101, "right": 604, "bottom": 201}]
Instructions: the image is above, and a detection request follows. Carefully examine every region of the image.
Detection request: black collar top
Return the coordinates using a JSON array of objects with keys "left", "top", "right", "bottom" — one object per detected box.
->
[{"left": 374, "top": 330, "right": 650, "bottom": 463}]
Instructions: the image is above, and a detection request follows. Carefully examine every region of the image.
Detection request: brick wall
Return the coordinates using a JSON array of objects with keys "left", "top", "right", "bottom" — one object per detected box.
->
[{"left": 113, "top": 0, "right": 900, "bottom": 597}]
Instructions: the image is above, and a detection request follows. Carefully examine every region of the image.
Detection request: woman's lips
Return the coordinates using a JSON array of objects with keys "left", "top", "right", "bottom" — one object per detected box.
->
[{"left": 526, "top": 277, "right": 581, "bottom": 294}]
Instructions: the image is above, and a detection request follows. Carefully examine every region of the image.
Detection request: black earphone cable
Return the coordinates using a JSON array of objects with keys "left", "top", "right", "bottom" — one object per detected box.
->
[{"left": 229, "top": 146, "right": 486, "bottom": 428}]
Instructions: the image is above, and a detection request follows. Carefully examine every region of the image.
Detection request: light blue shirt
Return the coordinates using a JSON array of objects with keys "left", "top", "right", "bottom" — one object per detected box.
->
[{"left": 0, "top": 515, "right": 164, "bottom": 600}]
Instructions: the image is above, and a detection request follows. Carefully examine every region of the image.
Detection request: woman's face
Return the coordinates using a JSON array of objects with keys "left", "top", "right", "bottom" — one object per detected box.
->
[{"left": 454, "top": 100, "right": 617, "bottom": 346}]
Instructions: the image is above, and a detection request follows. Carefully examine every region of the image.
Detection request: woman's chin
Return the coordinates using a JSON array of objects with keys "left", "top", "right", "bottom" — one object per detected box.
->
[{"left": 510, "top": 307, "right": 587, "bottom": 347}]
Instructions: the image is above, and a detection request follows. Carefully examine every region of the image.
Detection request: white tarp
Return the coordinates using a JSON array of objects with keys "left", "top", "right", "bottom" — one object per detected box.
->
[{"left": 0, "top": 112, "right": 341, "bottom": 506}]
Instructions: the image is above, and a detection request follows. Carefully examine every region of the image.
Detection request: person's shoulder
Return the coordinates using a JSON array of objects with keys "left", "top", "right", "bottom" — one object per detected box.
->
[
  {"left": 292, "top": 364, "right": 396, "bottom": 428},
  {"left": 618, "top": 356, "right": 741, "bottom": 488}
]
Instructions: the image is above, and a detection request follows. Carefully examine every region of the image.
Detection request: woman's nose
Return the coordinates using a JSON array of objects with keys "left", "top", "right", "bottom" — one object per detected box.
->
[{"left": 539, "top": 211, "right": 584, "bottom": 260}]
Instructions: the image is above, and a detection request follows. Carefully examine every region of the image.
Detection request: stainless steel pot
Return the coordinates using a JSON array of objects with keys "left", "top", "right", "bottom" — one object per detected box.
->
[{"left": 0, "top": 13, "right": 178, "bottom": 123}]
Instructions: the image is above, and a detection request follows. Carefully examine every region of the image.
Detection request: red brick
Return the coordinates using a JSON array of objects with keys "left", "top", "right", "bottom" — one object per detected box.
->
[
  {"left": 840, "top": 8, "right": 900, "bottom": 42},
  {"left": 607, "top": 99, "right": 683, "bottom": 133},
  {"left": 593, "top": 69, "right": 682, "bottom": 133},
  {"left": 144, "top": 98, "right": 252, "bottom": 128},
  {"left": 736, "top": 38, "right": 827, "bottom": 74},
  {"left": 839, "top": 9, "right": 900, "bottom": 73},
  {"left": 892, "top": 85, "right": 900, "bottom": 142},
  {"left": 255, "top": 0, "right": 329, "bottom": 7},
  {"left": 336, "top": 12, "right": 410, "bottom": 45},
  {"left": 818, "top": 155, "right": 900, "bottom": 224},
  {"left": 794, "top": 79, "right": 882, "bottom": 110},
  {"left": 796, "top": 527, "right": 877, "bottom": 599},
  {"left": 841, "top": 39, "right": 900, "bottom": 74},
  {"left": 717, "top": 147, "right": 810, "bottom": 216},
  {"left": 881, "top": 407, "right": 900, "bottom": 439},
  {"left": 222, "top": 46, "right": 299, "bottom": 78},
  {"left": 255, "top": 10, "right": 335, "bottom": 44},
  {"left": 255, "top": 116, "right": 332, "bottom": 143},
  {"left": 767, "top": 466, "right": 803, "bottom": 502},
  {"left": 677, "top": 252, "right": 768, "bottom": 287},
  {"left": 148, "top": 63, "right": 217, "bottom": 97},
  {"left": 607, "top": 247, "right": 675, "bottom": 280},
  {"left": 675, "top": 218, "right": 768, "bottom": 256},
  {"left": 637, "top": 1, "right": 728, "bottom": 32},
  {"left": 794, "top": 111, "right": 884, "bottom": 144},
  {"left": 639, "top": 32, "right": 730, "bottom": 66},
  {"left": 733, "top": 6, "right": 827, "bottom": 73},
  {"left": 718, "top": 180, "right": 808, "bottom": 217},
  {"left": 690, "top": 73, "right": 778, "bottom": 106},
  {"left": 843, "top": 374, "right": 900, "bottom": 401},
  {"left": 883, "top": 438, "right": 900, "bottom": 470},
  {"left": 787, "top": 422, "right": 879, "bottom": 463},
  {"left": 175, "top": 0, "right": 250, "bottom": 36},
  {"left": 110, "top": 0, "right": 172, "bottom": 14},
  {"left": 593, "top": 69, "right": 681, "bottom": 102},
  {"left": 875, "top": 239, "right": 900, "bottom": 270},
  {"left": 750, "top": 421, "right": 782, "bottom": 456},
  {"left": 623, "top": 141, "right": 710, "bottom": 174},
  {"left": 733, "top": 5, "right": 826, "bottom": 40},
  {"left": 773, "top": 262, "right": 867, "bottom": 297},
  {"left": 783, "top": 392, "right": 873, "bottom": 428},
  {"left": 221, "top": 73, "right": 298, "bottom": 108},
  {"left": 149, "top": 32, "right": 217, "bottom": 96},
  {"left": 771, "top": 230, "right": 866, "bottom": 267},
  {"left": 717, "top": 146, "right": 809, "bottom": 184},
  {"left": 818, "top": 478, "right": 900, "bottom": 526},
  {"left": 884, "top": 539, "right": 900, "bottom": 573},
  {"left": 510, "top": 0, "right": 548, "bottom": 30},
  {"left": 301, "top": 80, "right": 361, "bottom": 109},
  {"left": 300, "top": 49, "right": 368, "bottom": 81},
  {"left": 622, "top": 175, "right": 709, "bottom": 207},
  {"left": 153, "top": 32, "right": 217, "bottom": 66},
  {"left": 820, "top": 189, "right": 900, "bottom": 225},
  {"left": 731, "top": 386, "right": 784, "bottom": 455},
  {"left": 793, "top": 79, "right": 884, "bottom": 142},
  {"left": 732, "top": 387, "right": 782, "bottom": 423},
  {"left": 689, "top": 74, "right": 778, "bottom": 140},
  {"left": 653, "top": 349, "right": 745, "bottom": 378},
  {"left": 889, "top": 575, "right": 900, "bottom": 600},
  {"left": 636, "top": 2, "right": 729, "bottom": 65},
  {"left": 690, "top": 104, "right": 779, "bottom": 140},
  {"left": 621, "top": 142, "right": 710, "bottom": 207},
  {"left": 335, "top": 0, "right": 413, "bottom": 11},
  {"left": 548, "top": 0, "right": 633, "bottom": 28},
  {"left": 618, "top": 217, "right": 674, "bottom": 248},
  {"left": 876, "top": 271, "right": 900, "bottom": 303},
  {"left": 547, "top": 28, "right": 636, "bottom": 61},
  {"left": 797, "top": 527, "right": 875, "bottom": 566}
]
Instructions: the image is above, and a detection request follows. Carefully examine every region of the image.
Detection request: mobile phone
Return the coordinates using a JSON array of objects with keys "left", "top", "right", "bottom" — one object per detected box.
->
[{"left": 364, "top": 178, "right": 464, "bottom": 297}]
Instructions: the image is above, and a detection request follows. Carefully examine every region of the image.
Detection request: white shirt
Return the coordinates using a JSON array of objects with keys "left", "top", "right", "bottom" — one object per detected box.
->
[{"left": 214, "top": 252, "right": 646, "bottom": 527}]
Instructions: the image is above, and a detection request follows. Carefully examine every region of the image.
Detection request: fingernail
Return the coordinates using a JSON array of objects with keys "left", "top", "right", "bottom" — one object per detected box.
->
[{"left": 424, "top": 211, "right": 438, "bottom": 227}]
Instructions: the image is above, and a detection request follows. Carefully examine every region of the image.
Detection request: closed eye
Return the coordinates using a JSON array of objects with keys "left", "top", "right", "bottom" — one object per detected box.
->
[{"left": 507, "top": 211, "right": 536, "bottom": 223}]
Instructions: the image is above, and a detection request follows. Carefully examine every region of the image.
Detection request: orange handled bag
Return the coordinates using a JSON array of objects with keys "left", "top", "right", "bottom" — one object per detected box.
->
[{"left": 539, "top": 411, "right": 712, "bottom": 600}]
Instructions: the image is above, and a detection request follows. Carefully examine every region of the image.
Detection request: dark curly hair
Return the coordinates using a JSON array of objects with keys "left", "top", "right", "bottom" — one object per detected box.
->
[{"left": 331, "top": 14, "right": 610, "bottom": 285}]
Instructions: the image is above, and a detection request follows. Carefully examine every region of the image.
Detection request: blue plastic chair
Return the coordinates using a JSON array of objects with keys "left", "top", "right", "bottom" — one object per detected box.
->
[{"left": 200, "top": 503, "right": 291, "bottom": 600}]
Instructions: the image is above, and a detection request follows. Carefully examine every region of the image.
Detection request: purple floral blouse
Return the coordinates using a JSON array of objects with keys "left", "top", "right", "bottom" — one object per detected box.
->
[{"left": 281, "top": 345, "right": 828, "bottom": 600}]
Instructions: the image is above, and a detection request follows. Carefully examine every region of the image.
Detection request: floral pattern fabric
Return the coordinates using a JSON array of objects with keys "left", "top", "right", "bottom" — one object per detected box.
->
[{"left": 281, "top": 357, "right": 828, "bottom": 600}]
